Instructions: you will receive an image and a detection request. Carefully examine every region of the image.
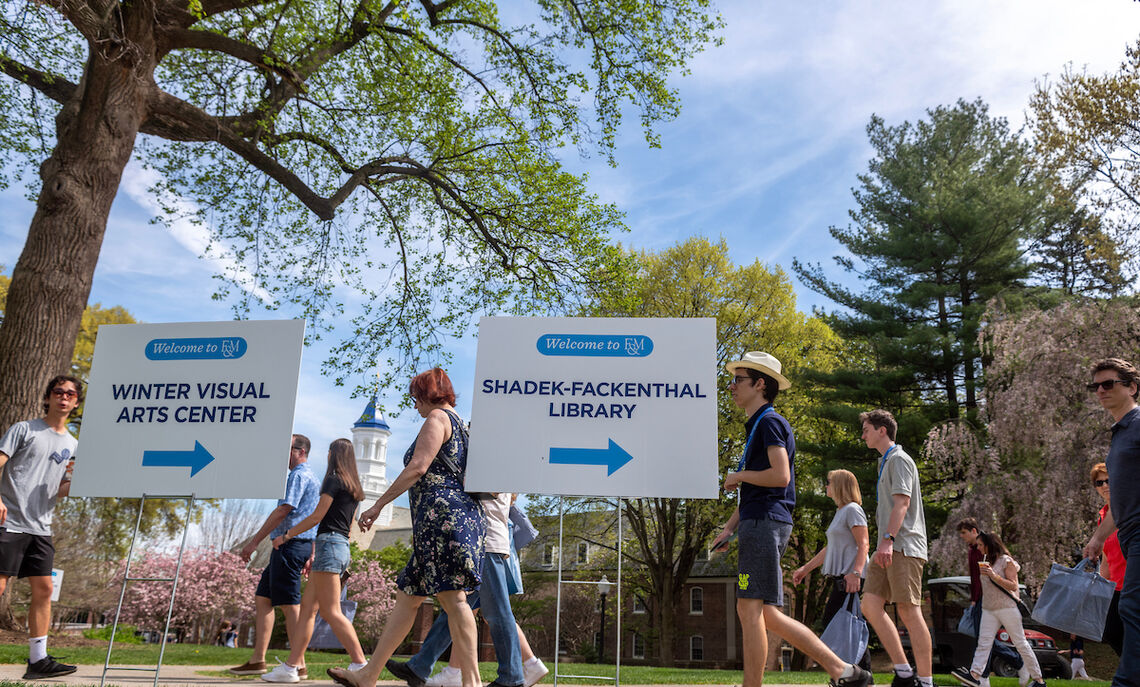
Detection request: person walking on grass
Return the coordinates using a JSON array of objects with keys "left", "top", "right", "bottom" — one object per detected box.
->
[
  {"left": 859, "top": 409, "right": 933, "bottom": 687},
  {"left": 950, "top": 531, "right": 1046, "bottom": 687},
  {"left": 710, "top": 352, "right": 872, "bottom": 687},
  {"left": 261, "top": 438, "right": 369, "bottom": 683},
  {"left": 0, "top": 375, "right": 82, "bottom": 680},
  {"left": 229, "top": 434, "right": 320, "bottom": 679}
]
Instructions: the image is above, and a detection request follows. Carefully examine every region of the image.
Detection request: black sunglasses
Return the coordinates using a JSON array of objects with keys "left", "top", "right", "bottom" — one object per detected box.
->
[
  {"left": 1094, "top": 478, "right": 1109, "bottom": 487},
  {"left": 1087, "top": 379, "right": 1130, "bottom": 392}
]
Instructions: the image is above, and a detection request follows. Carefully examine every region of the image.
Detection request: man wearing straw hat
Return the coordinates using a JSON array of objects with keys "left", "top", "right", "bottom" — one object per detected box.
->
[{"left": 712, "top": 352, "right": 871, "bottom": 687}]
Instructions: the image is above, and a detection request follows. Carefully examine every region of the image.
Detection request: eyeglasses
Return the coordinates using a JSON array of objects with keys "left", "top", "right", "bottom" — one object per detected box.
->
[
  {"left": 1087, "top": 379, "right": 1130, "bottom": 392},
  {"left": 51, "top": 388, "right": 78, "bottom": 399},
  {"left": 727, "top": 375, "right": 752, "bottom": 388},
  {"left": 1094, "top": 479, "right": 1109, "bottom": 487}
]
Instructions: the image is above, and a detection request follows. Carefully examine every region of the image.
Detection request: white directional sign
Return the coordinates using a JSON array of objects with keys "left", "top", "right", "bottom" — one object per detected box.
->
[
  {"left": 465, "top": 317, "right": 718, "bottom": 498},
  {"left": 72, "top": 320, "right": 305, "bottom": 498}
]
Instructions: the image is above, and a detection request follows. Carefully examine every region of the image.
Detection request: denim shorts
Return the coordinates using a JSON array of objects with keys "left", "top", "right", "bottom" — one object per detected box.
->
[{"left": 313, "top": 531, "right": 351, "bottom": 574}]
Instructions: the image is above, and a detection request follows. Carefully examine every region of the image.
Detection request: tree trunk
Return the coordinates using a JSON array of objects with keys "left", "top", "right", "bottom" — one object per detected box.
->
[
  {"left": 658, "top": 574, "right": 676, "bottom": 665},
  {"left": 0, "top": 16, "right": 154, "bottom": 433}
]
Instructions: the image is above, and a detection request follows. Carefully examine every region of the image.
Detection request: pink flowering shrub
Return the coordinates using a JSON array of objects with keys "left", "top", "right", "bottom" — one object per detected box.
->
[
  {"left": 925, "top": 299, "right": 1140, "bottom": 588},
  {"left": 114, "top": 549, "right": 257, "bottom": 641},
  {"left": 344, "top": 558, "right": 397, "bottom": 644}
]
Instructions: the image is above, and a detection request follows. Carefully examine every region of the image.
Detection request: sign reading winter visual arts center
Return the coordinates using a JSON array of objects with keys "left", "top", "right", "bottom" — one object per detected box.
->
[
  {"left": 465, "top": 317, "right": 718, "bottom": 498},
  {"left": 71, "top": 320, "right": 305, "bottom": 499}
]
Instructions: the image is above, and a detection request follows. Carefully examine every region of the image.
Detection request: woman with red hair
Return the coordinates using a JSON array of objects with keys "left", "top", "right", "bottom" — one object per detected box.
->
[{"left": 329, "top": 368, "right": 484, "bottom": 687}]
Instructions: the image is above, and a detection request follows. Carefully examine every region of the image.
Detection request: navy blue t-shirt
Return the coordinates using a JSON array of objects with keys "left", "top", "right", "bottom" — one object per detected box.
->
[
  {"left": 739, "top": 404, "right": 796, "bottom": 524},
  {"left": 1108, "top": 406, "right": 1140, "bottom": 550}
]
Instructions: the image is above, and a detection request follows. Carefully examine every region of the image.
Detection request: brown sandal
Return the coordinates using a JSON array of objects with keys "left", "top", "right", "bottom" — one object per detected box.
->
[{"left": 327, "top": 667, "right": 365, "bottom": 687}]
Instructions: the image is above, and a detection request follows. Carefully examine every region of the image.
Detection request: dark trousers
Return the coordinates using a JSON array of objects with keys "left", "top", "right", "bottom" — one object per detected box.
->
[
  {"left": 1103, "top": 589, "right": 1124, "bottom": 656},
  {"left": 1113, "top": 538, "right": 1140, "bottom": 687},
  {"left": 821, "top": 576, "right": 872, "bottom": 671},
  {"left": 970, "top": 602, "right": 1023, "bottom": 676}
]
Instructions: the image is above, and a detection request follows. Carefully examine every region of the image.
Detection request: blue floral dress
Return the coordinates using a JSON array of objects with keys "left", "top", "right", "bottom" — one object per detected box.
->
[{"left": 396, "top": 410, "right": 485, "bottom": 595}]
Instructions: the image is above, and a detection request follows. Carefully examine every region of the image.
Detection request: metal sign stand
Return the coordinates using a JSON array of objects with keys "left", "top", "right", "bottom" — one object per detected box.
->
[
  {"left": 101, "top": 494, "right": 196, "bottom": 687},
  {"left": 552, "top": 496, "right": 623, "bottom": 687}
]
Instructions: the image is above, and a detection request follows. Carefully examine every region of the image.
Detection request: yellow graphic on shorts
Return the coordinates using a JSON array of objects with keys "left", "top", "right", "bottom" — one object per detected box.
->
[{"left": 738, "top": 573, "right": 750, "bottom": 590}]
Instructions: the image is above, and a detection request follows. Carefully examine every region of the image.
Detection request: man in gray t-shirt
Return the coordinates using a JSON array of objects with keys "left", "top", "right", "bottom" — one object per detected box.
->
[{"left": 0, "top": 375, "right": 82, "bottom": 679}]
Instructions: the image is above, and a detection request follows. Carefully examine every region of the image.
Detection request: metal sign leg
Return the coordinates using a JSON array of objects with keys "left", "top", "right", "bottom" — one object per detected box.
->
[{"left": 101, "top": 494, "right": 196, "bottom": 687}]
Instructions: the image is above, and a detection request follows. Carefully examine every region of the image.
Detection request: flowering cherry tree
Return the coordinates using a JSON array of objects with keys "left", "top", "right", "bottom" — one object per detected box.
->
[
  {"left": 115, "top": 549, "right": 257, "bottom": 642},
  {"left": 925, "top": 299, "right": 1140, "bottom": 587},
  {"left": 344, "top": 558, "right": 397, "bottom": 645}
]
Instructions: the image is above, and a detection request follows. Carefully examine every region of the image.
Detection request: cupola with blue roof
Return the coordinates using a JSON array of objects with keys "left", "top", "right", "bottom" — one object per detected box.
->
[{"left": 351, "top": 395, "right": 392, "bottom": 528}]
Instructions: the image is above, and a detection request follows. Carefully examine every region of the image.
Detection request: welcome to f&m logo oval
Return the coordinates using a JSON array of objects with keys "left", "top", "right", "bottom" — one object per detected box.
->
[{"left": 536, "top": 334, "right": 653, "bottom": 357}]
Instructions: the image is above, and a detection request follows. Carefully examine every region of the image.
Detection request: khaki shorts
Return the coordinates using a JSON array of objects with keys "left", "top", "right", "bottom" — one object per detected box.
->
[{"left": 865, "top": 552, "right": 924, "bottom": 606}]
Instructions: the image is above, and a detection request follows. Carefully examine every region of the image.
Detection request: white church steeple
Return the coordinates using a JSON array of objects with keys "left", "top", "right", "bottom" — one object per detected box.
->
[{"left": 352, "top": 396, "right": 393, "bottom": 528}]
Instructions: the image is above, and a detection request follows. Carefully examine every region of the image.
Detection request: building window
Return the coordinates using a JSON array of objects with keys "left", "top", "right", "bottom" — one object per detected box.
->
[
  {"left": 690, "top": 586, "right": 703, "bottom": 614},
  {"left": 631, "top": 632, "right": 645, "bottom": 659},
  {"left": 543, "top": 545, "right": 557, "bottom": 566},
  {"left": 696, "top": 547, "right": 709, "bottom": 561},
  {"left": 577, "top": 541, "right": 589, "bottom": 564},
  {"left": 690, "top": 635, "right": 703, "bottom": 661},
  {"left": 632, "top": 596, "right": 646, "bottom": 614}
]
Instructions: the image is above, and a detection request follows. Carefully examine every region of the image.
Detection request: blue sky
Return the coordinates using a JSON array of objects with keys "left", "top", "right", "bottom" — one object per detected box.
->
[{"left": 2, "top": 0, "right": 1138, "bottom": 516}]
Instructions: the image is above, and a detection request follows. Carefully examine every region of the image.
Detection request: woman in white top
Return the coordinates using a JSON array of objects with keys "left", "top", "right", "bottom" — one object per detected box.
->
[
  {"left": 792, "top": 469, "right": 870, "bottom": 670},
  {"left": 951, "top": 532, "right": 1045, "bottom": 687}
]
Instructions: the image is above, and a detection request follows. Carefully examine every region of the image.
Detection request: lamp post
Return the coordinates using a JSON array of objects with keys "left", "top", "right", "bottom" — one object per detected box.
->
[{"left": 597, "top": 575, "right": 614, "bottom": 660}]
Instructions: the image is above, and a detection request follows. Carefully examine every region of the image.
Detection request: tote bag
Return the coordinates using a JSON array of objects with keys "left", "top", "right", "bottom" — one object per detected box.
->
[
  {"left": 957, "top": 606, "right": 977, "bottom": 637},
  {"left": 1030, "top": 558, "right": 1114, "bottom": 641},
  {"left": 820, "top": 593, "right": 869, "bottom": 664}
]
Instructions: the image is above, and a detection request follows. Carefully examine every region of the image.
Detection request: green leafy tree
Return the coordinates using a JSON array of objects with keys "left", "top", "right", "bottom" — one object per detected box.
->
[
  {"left": 1030, "top": 40, "right": 1140, "bottom": 277},
  {"left": 0, "top": 0, "right": 721, "bottom": 432},
  {"left": 794, "top": 98, "right": 1049, "bottom": 422},
  {"left": 532, "top": 236, "right": 844, "bottom": 665}
]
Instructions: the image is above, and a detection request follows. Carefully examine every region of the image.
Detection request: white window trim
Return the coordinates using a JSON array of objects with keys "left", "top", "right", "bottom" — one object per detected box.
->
[
  {"left": 689, "top": 586, "right": 703, "bottom": 615},
  {"left": 690, "top": 635, "right": 704, "bottom": 661},
  {"left": 631, "top": 632, "right": 645, "bottom": 659}
]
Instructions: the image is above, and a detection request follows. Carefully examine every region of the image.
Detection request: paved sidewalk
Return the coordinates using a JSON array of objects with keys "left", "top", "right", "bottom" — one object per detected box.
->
[{"left": 0, "top": 664, "right": 753, "bottom": 687}]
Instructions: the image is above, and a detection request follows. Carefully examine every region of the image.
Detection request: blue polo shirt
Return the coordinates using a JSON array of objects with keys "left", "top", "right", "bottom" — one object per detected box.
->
[
  {"left": 739, "top": 404, "right": 796, "bottom": 524},
  {"left": 1108, "top": 406, "right": 1140, "bottom": 550},
  {"left": 271, "top": 461, "right": 321, "bottom": 541}
]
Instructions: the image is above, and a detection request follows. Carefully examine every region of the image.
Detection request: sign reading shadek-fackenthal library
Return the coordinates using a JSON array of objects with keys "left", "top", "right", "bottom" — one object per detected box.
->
[
  {"left": 71, "top": 320, "right": 305, "bottom": 499},
  {"left": 465, "top": 317, "right": 718, "bottom": 499}
]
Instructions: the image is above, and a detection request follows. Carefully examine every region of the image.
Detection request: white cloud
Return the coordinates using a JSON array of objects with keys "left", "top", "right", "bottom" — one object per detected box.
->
[{"left": 118, "top": 163, "right": 273, "bottom": 303}]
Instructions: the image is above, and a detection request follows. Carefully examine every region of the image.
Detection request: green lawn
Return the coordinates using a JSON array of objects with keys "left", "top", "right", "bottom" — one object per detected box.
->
[{"left": 0, "top": 644, "right": 1115, "bottom": 686}]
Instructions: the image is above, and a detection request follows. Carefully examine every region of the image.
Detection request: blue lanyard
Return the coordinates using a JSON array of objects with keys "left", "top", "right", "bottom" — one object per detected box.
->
[
  {"left": 736, "top": 406, "right": 774, "bottom": 471},
  {"left": 877, "top": 444, "right": 897, "bottom": 487}
]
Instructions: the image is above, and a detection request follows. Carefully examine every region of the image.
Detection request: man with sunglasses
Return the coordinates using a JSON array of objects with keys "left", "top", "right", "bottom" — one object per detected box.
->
[
  {"left": 229, "top": 434, "right": 320, "bottom": 680},
  {"left": 1083, "top": 358, "right": 1140, "bottom": 686},
  {"left": 0, "top": 375, "right": 82, "bottom": 679},
  {"left": 711, "top": 352, "right": 871, "bottom": 687}
]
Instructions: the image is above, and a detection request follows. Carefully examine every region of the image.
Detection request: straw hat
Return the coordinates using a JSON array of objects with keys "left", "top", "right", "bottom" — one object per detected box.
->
[{"left": 725, "top": 351, "right": 791, "bottom": 390}]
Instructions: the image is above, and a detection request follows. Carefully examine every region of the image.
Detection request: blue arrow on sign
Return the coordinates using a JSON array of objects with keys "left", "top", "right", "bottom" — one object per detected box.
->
[
  {"left": 142, "top": 441, "right": 216, "bottom": 477},
  {"left": 549, "top": 439, "right": 634, "bottom": 476}
]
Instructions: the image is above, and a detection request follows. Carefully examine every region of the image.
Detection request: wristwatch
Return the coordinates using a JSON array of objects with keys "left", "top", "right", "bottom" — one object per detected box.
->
[{"left": 883, "top": 533, "right": 896, "bottom": 542}]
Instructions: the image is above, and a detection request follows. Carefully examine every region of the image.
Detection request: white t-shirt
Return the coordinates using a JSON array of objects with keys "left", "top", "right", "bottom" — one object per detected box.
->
[{"left": 482, "top": 493, "right": 512, "bottom": 555}]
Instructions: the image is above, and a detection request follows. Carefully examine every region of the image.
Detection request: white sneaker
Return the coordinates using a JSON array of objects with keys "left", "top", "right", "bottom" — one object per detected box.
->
[
  {"left": 348, "top": 663, "right": 367, "bottom": 672},
  {"left": 979, "top": 677, "right": 990, "bottom": 687},
  {"left": 425, "top": 667, "right": 462, "bottom": 687},
  {"left": 523, "top": 658, "right": 548, "bottom": 687},
  {"left": 1018, "top": 664, "right": 1031, "bottom": 687},
  {"left": 261, "top": 660, "right": 300, "bottom": 684}
]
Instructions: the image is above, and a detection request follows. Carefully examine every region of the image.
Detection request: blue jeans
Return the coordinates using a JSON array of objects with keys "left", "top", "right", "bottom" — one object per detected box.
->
[
  {"left": 1113, "top": 537, "right": 1140, "bottom": 687},
  {"left": 408, "top": 552, "right": 523, "bottom": 686},
  {"left": 970, "top": 602, "right": 1022, "bottom": 676}
]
